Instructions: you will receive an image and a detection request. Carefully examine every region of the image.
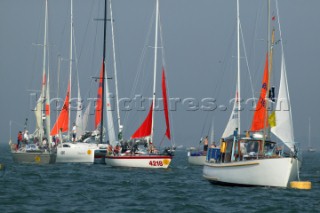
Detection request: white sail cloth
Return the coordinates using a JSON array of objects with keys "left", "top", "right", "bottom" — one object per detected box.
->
[{"left": 271, "top": 53, "right": 295, "bottom": 151}]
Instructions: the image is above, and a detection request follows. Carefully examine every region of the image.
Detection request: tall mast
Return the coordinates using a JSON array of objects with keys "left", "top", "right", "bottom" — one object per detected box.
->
[
  {"left": 263, "top": 0, "right": 274, "bottom": 149},
  {"left": 100, "top": 0, "right": 108, "bottom": 144},
  {"left": 109, "top": 0, "right": 122, "bottom": 134},
  {"left": 40, "top": 0, "right": 48, "bottom": 143},
  {"left": 236, "top": 0, "right": 241, "bottom": 134},
  {"left": 151, "top": 0, "right": 159, "bottom": 143},
  {"left": 68, "top": 0, "right": 73, "bottom": 139}
]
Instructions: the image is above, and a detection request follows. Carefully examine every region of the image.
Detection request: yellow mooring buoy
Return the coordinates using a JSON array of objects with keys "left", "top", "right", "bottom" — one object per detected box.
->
[
  {"left": 290, "top": 181, "right": 312, "bottom": 190},
  {"left": 0, "top": 164, "right": 4, "bottom": 170}
]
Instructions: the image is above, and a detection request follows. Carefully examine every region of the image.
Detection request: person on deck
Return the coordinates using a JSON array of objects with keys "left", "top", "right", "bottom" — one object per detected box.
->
[
  {"left": 203, "top": 136, "right": 209, "bottom": 152},
  {"left": 17, "top": 131, "right": 23, "bottom": 150},
  {"left": 23, "top": 130, "right": 29, "bottom": 144},
  {"left": 210, "top": 142, "right": 217, "bottom": 148},
  {"left": 220, "top": 139, "right": 227, "bottom": 162}
]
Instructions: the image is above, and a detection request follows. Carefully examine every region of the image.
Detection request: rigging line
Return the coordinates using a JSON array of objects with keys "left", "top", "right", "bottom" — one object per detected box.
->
[
  {"left": 77, "top": 0, "right": 95, "bottom": 63},
  {"left": 158, "top": 8, "right": 175, "bottom": 145},
  {"left": 275, "top": 0, "right": 284, "bottom": 55},
  {"left": 215, "top": 24, "right": 237, "bottom": 102},
  {"left": 122, "top": 44, "right": 147, "bottom": 131},
  {"left": 197, "top": 22, "right": 238, "bottom": 141},
  {"left": 250, "top": 0, "right": 265, "bottom": 89},
  {"left": 83, "top": 1, "right": 101, "bottom": 111},
  {"left": 240, "top": 22, "right": 256, "bottom": 102},
  {"left": 275, "top": 0, "right": 294, "bottom": 142},
  {"left": 122, "top": 5, "right": 155, "bottom": 132}
]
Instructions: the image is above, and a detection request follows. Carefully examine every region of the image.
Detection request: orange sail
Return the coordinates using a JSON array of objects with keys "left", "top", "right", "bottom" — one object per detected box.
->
[
  {"left": 251, "top": 54, "right": 269, "bottom": 131},
  {"left": 51, "top": 83, "right": 70, "bottom": 136},
  {"left": 95, "top": 63, "right": 104, "bottom": 129},
  {"left": 131, "top": 102, "right": 153, "bottom": 139},
  {"left": 162, "top": 68, "right": 171, "bottom": 140}
]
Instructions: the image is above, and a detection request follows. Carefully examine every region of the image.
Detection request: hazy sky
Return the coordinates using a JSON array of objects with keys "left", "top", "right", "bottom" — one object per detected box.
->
[{"left": 1, "top": 0, "right": 320, "bottom": 149}]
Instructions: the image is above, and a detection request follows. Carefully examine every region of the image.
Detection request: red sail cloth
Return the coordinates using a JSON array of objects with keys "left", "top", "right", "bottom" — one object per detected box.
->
[
  {"left": 131, "top": 102, "right": 153, "bottom": 139},
  {"left": 162, "top": 68, "right": 171, "bottom": 140},
  {"left": 95, "top": 63, "right": 104, "bottom": 129},
  {"left": 51, "top": 83, "right": 70, "bottom": 136},
  {"left": 251, "top": 54, "right": 269, "bottom": 131}
]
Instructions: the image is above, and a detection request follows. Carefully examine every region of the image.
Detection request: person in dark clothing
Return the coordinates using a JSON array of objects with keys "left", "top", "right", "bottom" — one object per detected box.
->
[{"left": 203, "top": 136, "right": 209, "bottom": 152}]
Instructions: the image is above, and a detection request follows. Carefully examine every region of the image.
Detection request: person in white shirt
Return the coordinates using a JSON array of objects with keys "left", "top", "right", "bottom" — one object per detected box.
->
[{"left": 23, "top": 130, "right": 29, "bottom": 143}]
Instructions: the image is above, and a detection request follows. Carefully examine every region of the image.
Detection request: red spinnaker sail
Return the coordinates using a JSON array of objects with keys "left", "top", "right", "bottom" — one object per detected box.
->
[
  {"left": 131, "top": 102, "right": 153, "bottom": 139},
  {"left": 162, "top": 68, "right": 171, "bottom": 140},
  {"left": 95, "top": 63, "right": 104, "bottom": 129},
  {"left": 51, "top": 83, "right": 70, "bottom": 136},
  {"left": 251, "top": 54, "right": 269, "bottom": 131}
]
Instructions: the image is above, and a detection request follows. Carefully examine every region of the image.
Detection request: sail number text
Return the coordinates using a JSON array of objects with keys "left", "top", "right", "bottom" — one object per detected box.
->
[{"left": 149, "top": 160, "right": 163, "bottom": 167}]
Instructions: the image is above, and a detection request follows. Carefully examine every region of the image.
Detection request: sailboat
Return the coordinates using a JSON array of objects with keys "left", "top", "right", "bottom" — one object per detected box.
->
[
  {"left": 307, "top": 118, "right": 316, "bottom": 152},
  {"left": 187, "top": 118, "right": 215, "bottom": 166},
  {"left": 203, "top": 0, "right": 301, "bottom": 187},
  {"left": 10, "top": 0, "right": 56, "bottom": 164},
  {"left": 52, "top": 0, "right": 109, "bottom": 164},
  {"left": 105, "top": 0, "right": 174, "bottom": 168}
]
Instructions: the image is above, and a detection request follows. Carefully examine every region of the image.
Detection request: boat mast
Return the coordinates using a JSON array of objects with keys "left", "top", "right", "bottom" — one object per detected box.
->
[
  {"left": 68, "top": 0, "right": 73, "bottom": 140},
  {"left": 261, "top": 0, "right": 271, "bottom": 150},
  {"left": 109, "top": 0, "right": 122, "bottom": 135},
  {"left": 100, "top": 0, "right": 108, "bottom": 144},
  {"left": 151, "top": 0, "right": 159, "bottom": 143},
  {"left": 40, "top": 0, "right": 48, "bottom": 143},
  {"left": 237, "top": 0, "right": 241, "bottom": 135},
  {"left": 262, "top": 0, "right": 272, "bottom": 150}
]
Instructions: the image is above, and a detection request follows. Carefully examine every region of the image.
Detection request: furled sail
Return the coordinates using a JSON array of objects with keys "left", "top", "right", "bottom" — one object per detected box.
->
[
  {"left": 51, "top": 83, "right": 70, "bottom": 136},
  {"left": 162, "top": 68, "right": 171, "bottom": 140},
  {"left": 131, "top": 102, "right": 153, "bottom": 139},
  {"left": 45, "top": 73, "right": 51, "bottom": 145},
  {"left": 251, "top": 54, "right": 269, "bottom": 131},
  {"left": 271, "top": 52, "right": 294, "bottom": 151},
  {"left": 34, "top": 97, "right": 43, "bottom": 132},
  {"left": 95, "top": 63, "right": 103, "bottom": 129},
  {"left": 75, "top": 79, "right": 83, "bottom": 139},
  {"left": 34, "top": 73, "right": 46, "bottom": 137}
]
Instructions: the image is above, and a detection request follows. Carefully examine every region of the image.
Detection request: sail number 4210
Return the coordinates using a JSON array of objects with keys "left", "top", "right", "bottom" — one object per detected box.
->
[{"left": 149, "top": 160, "right": 163, "bottom": 167}]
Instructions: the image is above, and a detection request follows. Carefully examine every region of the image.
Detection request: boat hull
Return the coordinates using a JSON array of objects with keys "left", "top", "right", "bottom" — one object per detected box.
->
[
  {"left": 12, "top": 151, "right": 56, "bottom": 164},
  {"left": 187, "top": 152, "right": 206, "bottom": 166},
  {"left": 56, "top": 142, "right": 106, "bottom": 164},
  {"left": 203, "top": 157, "right": 300, "bottom": 188},
  {"left": 105, "top": 155, "right": 172, "bottom": 168}
]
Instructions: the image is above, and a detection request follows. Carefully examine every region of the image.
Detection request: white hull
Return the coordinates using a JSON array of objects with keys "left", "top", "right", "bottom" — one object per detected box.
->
[
  {"left": 203, "top": 157, "right": 300, "bottom": 188},
  {"left": 105, "top": 155, "right": 172, "bottom": 168},
  {"left": 187, "top": 152, "right": 206, "bottom": 165},
  {"left": 56, "top": 142, "right": 107, "bottom": 164}
]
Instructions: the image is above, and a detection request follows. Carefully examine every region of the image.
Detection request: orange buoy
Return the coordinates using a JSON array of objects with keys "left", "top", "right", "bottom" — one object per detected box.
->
[{"left": 290, "top": 181, "right": 312, "bottom": 190}]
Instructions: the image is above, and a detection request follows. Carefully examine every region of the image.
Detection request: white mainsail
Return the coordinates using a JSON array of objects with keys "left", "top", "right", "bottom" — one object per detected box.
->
[
  {"left": 271, "top": 52, "right": 294, "bottom": 151},
  {"left": 105, "top": 72, "right": 116, "bottom": 146},
  {"left": 222, "top": 92, "right": 239, "bottom": 138},
  {"left": 82, "top": 101, "right": 91, "bottom": 133}
]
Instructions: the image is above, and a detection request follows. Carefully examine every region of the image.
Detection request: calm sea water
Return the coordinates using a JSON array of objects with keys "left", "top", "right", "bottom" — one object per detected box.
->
[{"left": 0, "top": 145, "right": 319, "bottom": 213}]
